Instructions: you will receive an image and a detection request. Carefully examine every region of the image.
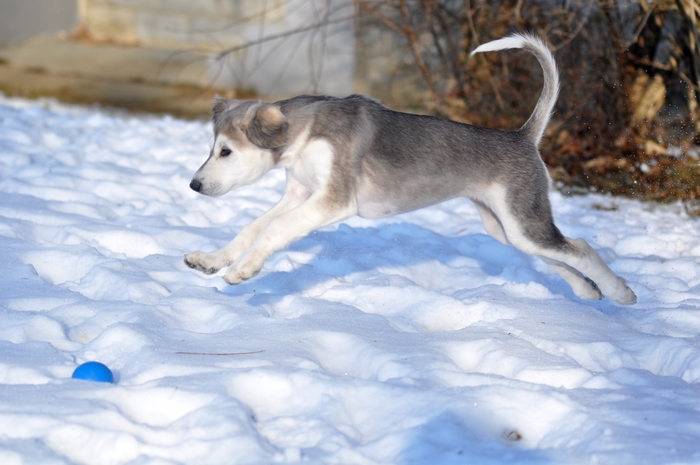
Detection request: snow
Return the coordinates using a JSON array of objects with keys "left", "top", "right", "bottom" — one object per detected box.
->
[{"left": 0, "top": 96, "right": 699, "bottom": 464}]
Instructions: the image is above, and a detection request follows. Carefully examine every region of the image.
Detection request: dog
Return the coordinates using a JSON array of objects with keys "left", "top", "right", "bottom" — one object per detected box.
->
[{"left": 184, "top": 33, "right": 637, "bottom": 305}]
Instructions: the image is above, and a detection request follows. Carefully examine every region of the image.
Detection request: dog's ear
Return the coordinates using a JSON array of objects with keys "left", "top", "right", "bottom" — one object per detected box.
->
[
  {"left": 244, "top": 104, "right": 288, "bottom": 149},
  {"left": 212, "top": 96, "right": 242, "bottom": 123},
  {"left": 212, "top": 95, "right": 230, "bottom": 122}
]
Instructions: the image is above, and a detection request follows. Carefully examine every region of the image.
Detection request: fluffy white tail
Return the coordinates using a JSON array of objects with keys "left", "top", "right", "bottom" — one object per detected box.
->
[{"left": 471, "top": 34, "right": 560, "bottom": 147}]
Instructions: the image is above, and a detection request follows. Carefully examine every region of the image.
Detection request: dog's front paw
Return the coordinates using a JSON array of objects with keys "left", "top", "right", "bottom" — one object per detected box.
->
[
  {"left": 223, "top": 254, "right": 263, "bottom": 285},
  {"left": 184, "top": 251, "right": 230, "bottom": 275}
]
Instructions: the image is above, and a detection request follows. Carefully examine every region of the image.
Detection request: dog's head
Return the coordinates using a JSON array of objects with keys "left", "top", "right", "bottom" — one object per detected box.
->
[{"left": 189, "top": 96, "right": 289, "bottom": 197}]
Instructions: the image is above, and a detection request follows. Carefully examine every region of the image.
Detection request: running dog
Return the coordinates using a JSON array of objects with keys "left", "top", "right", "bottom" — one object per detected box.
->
[{"left": 185, "top": 33, "right": 636, "bottom": 305}]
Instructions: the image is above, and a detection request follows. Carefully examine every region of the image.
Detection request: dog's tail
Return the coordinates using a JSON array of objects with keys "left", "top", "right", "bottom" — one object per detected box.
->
[{"left": 470, "top": 33, "right": 560, "bottom": 147}]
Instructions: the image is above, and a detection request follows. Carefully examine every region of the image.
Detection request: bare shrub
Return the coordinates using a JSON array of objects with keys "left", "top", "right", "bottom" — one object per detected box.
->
[{"left": 354, "top": 0, "right": 700, "bottom": 208}]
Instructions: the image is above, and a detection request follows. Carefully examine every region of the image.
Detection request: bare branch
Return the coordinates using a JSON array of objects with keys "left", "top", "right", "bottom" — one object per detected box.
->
[
  {"left": 551, "top": 0, "right": 595, "bottom": 51},
  {"left": 215, "top": 10, "right": 355, "bottom": 62}
]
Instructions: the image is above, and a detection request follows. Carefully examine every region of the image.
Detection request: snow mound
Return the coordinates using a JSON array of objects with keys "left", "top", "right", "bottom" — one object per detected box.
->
[{"left": 0, "top": 97, "right": 699, "bottom": 463}]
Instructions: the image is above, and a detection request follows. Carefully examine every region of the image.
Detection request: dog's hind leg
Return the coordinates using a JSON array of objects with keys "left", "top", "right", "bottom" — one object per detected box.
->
[
  {"left": 549, "top": 237, "right": 636, "bottom": 304},
  {"left": 539, "top": 256, "right": 603, "bottom": 301},
  {"left": 475, "top": 200, "right": 601, "bottom": 299},
  {"left": 184, "top": 173, "right": 311, "bottom": 275},
  {"left": 485, "top": 184, "right": 636, "bottom": 305},
  {"left": 474, "top": 200, "right": 509, "bottom": 245}
]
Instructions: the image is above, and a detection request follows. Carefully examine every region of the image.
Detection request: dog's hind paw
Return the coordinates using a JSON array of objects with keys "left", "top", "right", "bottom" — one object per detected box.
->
[
  {"left": 608, "top": 278, "right": 637, "bottom": 305},
  {"left": 571, "top": 277, "right": 604, "bottom": 301}
]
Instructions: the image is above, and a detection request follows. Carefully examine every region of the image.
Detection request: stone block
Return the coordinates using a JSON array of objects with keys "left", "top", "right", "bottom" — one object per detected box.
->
[
  {"left": 97, "top": 0, "right": 152, "bottom": 6},
  {"left": 83, "top": 4, "right": 138, "bottom": 44},
  {"left": 160, "top": 0, "right": 237, "bottom": 16},
  {"left": 135, "top": 11, "right": 192, "bottom": 48}
]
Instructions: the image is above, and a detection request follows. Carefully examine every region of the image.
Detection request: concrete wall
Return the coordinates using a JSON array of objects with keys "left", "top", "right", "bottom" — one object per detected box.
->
[
  {"left": 78, "top": 0, "right": 356, "bottom": 97},
  {"left": 79, "top": 0, "right": 287, "bottom": 49},
  {"left": 0, "top": 0, "right": 78, "bottom": 47}
]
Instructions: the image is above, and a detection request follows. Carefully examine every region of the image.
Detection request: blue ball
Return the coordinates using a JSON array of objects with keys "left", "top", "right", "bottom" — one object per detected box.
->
[{"left": 72, "top": 361, "right": 114, "bottom": 383}]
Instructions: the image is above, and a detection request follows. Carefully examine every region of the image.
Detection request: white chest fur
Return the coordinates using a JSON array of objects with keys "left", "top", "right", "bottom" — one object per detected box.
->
[{"left": 280, "top": 134, "right": 334, "bottom": 194}]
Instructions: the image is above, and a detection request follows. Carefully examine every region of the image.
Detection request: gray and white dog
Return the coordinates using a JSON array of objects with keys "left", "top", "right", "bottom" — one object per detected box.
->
[{"left": 185, "top": 33, "right": 636, "bottom": 305}]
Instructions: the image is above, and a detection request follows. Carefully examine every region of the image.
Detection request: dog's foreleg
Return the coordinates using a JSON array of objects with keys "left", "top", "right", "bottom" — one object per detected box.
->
[
  {"left": 184, "top": 174, "right": 311, "bottom": 275},
  {"left": 223, "top": 194, "right": 357, "bottom": 284}
]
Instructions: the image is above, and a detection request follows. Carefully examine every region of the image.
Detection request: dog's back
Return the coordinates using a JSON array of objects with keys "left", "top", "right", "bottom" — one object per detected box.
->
[{"left": 275, "top": 33, "right": 559, "bottom": 217}]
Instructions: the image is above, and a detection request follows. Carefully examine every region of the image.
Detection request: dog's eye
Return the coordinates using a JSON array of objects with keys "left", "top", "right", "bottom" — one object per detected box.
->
[{"left": 220, "top": 147, "right": 232, "bottom": 157}]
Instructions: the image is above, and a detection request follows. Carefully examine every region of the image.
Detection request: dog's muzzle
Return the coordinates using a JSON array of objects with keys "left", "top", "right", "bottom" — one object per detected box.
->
[{"left": 189, "top": 179, "right": 202, "bottom": 192}]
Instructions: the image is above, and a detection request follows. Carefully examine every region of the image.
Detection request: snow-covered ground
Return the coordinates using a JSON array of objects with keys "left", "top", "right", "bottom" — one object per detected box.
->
[{"left": 0, "top": 96, "right": 699, "bottom": 464}]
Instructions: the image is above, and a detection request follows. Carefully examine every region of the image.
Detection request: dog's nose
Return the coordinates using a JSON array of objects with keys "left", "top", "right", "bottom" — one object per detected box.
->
[{"left": 189, "top": 179, "right": 202, "bottom": 192}]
